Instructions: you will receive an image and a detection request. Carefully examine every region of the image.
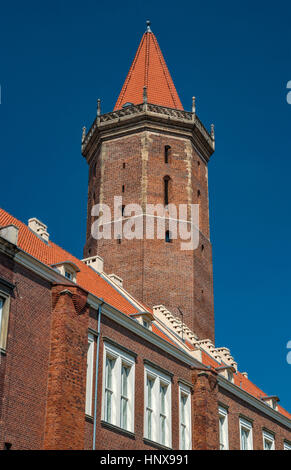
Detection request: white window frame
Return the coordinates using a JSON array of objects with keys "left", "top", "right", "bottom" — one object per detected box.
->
[
  {"left": 218, "top": 406, "right": 229, "bottom": 450},
  {"left": 0, "top": 297, "right": 3, "bottom": 339},
  {"left": 102, "top": 342, "right": 135, "bottom": 433},
  {"left": 85, "top": 333, "right": 94, "bottom": 416},
  {"left": 284, "top": 441, "right": 291, "bottom": 450},
  {"left": 179, "top": 383, "right": 191, "bottom": 450},
  {"left": 0, "top": 293, "right": 10, "bottom": 352},
  {"left": 263, "top": 430, "right": 275, "bottom": 450},
  {"left": 144, "top": 364, "right": 172, "bottom": 448},
  {"left": 239, "top": 418, "right": 253, "bottom": 450}
]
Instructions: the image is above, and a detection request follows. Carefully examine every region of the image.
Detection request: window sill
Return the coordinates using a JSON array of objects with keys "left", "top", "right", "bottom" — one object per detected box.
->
[
  {"left": 101, "top": 420, "right": 135, "bottom": 439},
  {"left": 85, "top": 414, "right": 94, "bottom": 423},
  {"left": 143, "top": 437, "right": 172, "bottom": 450}
]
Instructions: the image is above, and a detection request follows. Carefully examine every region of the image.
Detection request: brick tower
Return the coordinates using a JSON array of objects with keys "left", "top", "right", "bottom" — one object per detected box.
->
[{"left": 82, "top": 22, "right": 215, "bottom": 341}]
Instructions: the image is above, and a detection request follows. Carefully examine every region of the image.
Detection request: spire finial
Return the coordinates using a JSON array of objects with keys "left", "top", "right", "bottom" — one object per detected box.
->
[{"left": 146, "top": 20, "right": 152, "bottom": 33}]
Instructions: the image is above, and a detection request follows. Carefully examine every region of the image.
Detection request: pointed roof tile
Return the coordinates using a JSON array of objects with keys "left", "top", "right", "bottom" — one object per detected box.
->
[{"left": 114, "top": 29, "right": 183, "bottom": 111}]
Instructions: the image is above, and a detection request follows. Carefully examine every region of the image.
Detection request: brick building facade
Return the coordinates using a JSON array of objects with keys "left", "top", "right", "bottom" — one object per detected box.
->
[{"left": 0, "top": 24, "right": 290, "bottom": 450}]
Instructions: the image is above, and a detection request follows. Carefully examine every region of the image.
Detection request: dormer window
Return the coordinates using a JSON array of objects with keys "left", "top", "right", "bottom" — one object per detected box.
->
[
  {"left": 227, "top": 370, "right": 232, "bottom": 381},
  {"left": 130, "top": 313, "right": 153, "bottom": 330},
  {"left": 261, "top": 395, "right": 279, "bottom": 411},
  {"left": 227, "top": 370, "right": 233, "bottom": 383},
  {"left": 52, "top": 261, "right": 80, "bottom": 283},
  {"left": 122, "top": 102, "right": 133, "bottom": 108},
  {"left": 143, "top": 319, "right": 150, "bottom": 329}
]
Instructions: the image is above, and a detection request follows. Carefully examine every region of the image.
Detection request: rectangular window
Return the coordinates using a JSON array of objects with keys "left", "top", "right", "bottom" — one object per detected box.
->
[
  {"left": 144, "top": 365, "right": 171, "bottom": 447},
  {"left": 0, "top": 298, "right": 3, "bottom": 337},
  {"left": 159, "top": 383, "right": 167, "bottom": 445},
  {"left": 85, "top": 334, "right": 94, "bottom": 416},
  {"left": 284, "top": 441, "right": 291, "bottom": 450},
  {"left": 120, "top": 364, "right": 129, "bottom": 429},
  {"left": 102, "top": 343, "right": 135, "bottom": 432},
  {"left": 239, "top": 418, "right": 253, "bottom": 450},
  {"left": 263, "top": 431, "right": 275, "bottom": 450},
  {"left": 105, "top": 356, "right": 115, "bottom": 423},
  {"left": 218, "top": 406, "right": 229, "bottom": 450},
  {"left": 146, "top": 376, "right": 154, "bottom": 440},
  {"left": 179, "top": 384, "right": 191, "bottom": 450},
  {"left": 0, "top": 293, "right": 10, "bottom": 352}
]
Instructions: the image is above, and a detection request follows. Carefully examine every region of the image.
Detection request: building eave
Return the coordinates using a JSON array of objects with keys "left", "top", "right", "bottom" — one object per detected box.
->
[{"left": 217, "top": 375, "right": 291, "bottom": 430}]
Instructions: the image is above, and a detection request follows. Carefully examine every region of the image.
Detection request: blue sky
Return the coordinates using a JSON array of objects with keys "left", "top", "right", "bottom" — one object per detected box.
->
[{"left": 1, "top": 0, "right": 291, "bottom": 411}]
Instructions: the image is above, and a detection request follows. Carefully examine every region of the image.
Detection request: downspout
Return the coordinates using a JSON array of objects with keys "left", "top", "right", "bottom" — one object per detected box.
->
[{"left": 93, "top": 300, "right": 104, "bottom": 450}]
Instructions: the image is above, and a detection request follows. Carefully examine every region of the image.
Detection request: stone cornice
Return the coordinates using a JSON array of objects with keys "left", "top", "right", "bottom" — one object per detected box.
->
[{"left": 82, "top": 103, "right": 214, "bottom": 164}]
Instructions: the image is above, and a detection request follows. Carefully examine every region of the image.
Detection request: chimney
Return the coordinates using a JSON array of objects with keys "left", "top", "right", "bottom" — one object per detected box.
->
[
  {"left": 28, "top": 218, "right": 49, "bottom": 242},
  {"left": 108, "top": 273, "right": 123, "bottom": 288},
  {"left": 82, "top": 255, "right": 104, "bottom": 273},
  {"left": 0, "top": 225, "right": 19, "bottom": 245}
]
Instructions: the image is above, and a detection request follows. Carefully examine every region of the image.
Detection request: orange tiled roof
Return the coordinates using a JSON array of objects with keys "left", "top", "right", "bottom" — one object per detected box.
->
[
  {"left": 114, "top": 30, "right": 183, "bottom": 111},
  {"left": 202, "top": 351, "right": 291, "bottom": 420},
  {"left": 0, "top": 209, "right": 143, "bottom": 316}
]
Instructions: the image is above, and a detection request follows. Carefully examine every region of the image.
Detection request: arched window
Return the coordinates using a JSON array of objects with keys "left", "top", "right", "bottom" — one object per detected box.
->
[
  {"left": 163, "top": 176, "right": 171, "bottom": 206},
  {"left": 164, "top": 145, "right": 171, "bottom": 164}
]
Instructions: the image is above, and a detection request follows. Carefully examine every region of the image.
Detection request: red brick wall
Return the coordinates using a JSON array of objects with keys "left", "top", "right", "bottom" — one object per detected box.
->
[
  {"left": 218, "top": 387, "right": 291, "bottom": 450},
  {"left": 43, "top": 285, "right": 89, "bottom": 450},
  {"left": 84, "top": 130, "right": 215, "bottom": 342},
  {"left": 0, "top": 256, "right": 52, "bottom": 450},
  {"left": 192, "top": 370, "right": 219, "bottom": 450}
]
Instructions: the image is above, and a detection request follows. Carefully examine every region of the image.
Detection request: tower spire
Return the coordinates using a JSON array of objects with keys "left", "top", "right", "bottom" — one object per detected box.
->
[{"left": 114, "top": 27, "right": 183, "bottom": 110}]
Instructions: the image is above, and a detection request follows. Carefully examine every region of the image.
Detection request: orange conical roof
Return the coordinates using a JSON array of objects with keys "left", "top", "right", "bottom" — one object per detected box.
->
[{"left": 114, "top": 24, "right": 183, "bottom": 111}]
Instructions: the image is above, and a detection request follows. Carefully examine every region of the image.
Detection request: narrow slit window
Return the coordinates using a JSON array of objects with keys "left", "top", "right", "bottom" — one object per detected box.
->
[
  {"left": 165, "top": 230, "right": 172, "bottom": 243},
  {"left": 163, "top": 176, "right": 170, "bottom": 206},
  {"left": 164, "top": 145, "right": 171, "bottom": 164},
  {"left": 122, "top": 185, "right": 125, "bottom": 193}
]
